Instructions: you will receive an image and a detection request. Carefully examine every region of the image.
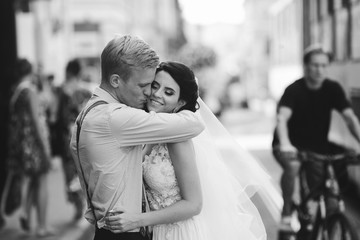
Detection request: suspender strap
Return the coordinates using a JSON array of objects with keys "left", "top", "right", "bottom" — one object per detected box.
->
[
  {"left": 75, "top": 100, "right": 108, "bottom": 228},
  {"left": 141, "top": 182, "right": 153, "bottom": 238}
]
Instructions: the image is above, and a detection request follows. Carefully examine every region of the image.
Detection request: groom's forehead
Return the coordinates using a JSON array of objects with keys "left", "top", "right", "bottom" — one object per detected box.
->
[{"left": 130, "top": 67, "right": 156, "bottom": 83}]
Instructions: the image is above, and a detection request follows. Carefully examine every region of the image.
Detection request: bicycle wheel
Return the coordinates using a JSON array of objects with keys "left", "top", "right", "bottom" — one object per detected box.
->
[{"left": 325, "top": 213, "right": 358, "bottom": 240}]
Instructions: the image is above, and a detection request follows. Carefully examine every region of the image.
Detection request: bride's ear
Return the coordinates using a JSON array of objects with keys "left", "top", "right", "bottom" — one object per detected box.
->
[{"left": 173, "top": 99, "right": 186, "bottom": 113}]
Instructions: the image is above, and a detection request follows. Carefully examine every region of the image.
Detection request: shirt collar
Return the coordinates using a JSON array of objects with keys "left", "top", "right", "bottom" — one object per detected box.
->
[{"left": 93, "top": 87, "right": 120, "bottom": 104}]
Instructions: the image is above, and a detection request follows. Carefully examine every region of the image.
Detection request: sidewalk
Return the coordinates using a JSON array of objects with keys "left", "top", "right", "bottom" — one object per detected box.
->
[{"left": 0, "top": 157, "right": 91, "bottom": 240}]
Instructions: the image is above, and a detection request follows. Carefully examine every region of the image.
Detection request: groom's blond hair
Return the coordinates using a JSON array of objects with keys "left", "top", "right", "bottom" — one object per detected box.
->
[{"left": 101, "top": 35, "right": 159, "bottom": 83}]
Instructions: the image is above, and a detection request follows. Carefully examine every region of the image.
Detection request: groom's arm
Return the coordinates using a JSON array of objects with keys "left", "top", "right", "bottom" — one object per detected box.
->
[{"left": 109, "top": 106, "right": 204, "bottom": 147}]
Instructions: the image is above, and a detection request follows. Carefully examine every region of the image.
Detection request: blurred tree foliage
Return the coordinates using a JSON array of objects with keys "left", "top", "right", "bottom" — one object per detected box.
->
[
  {"left": 177, "top": 44, "right": 217, "bottom": 72},
  {"left": 175, "top": 44, "right": 219, "bottom": 106}
]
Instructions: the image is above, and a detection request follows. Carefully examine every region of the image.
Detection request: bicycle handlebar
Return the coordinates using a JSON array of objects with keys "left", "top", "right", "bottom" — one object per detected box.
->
[
  {"left": 278, "top": 150, "right": 360, "bottom": 164},
  {"left": 298, "top": 151, "right": 360, "bottom": 164}
]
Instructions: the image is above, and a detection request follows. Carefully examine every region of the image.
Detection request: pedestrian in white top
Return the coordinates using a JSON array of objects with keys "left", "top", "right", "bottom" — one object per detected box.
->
[{"left": 69, "top": 35, "right": 204, "bottom": 240}]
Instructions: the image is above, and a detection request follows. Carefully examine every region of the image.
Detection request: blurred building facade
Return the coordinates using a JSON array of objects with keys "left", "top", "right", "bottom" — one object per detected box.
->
[
  {"left": 16, "top": 0, "right": 186, "bottom": 84},
  {"left": 268, "top": 0, "right": 360, "bottom": 105},
  {"left": 268, "top": 0, "right": 303, "bottom": 100},
  {"left": 180, "top": 0, "right": 273, "bottom": 112}
]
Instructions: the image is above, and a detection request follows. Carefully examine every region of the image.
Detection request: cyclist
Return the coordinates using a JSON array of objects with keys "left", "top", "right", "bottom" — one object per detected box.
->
[{"left": 272, "top": 46, "right": 360, "bottom": 230}]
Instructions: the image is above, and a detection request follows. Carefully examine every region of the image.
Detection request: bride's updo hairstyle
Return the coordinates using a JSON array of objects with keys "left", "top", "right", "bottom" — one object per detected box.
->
[{"left": 156, "top": 61, "right": 200, "bottom": 112}]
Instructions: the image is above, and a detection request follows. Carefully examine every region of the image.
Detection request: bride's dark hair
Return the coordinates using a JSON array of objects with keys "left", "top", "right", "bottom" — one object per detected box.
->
[{"left": 156, "top": 61, "right": 200, "bottom": 112}]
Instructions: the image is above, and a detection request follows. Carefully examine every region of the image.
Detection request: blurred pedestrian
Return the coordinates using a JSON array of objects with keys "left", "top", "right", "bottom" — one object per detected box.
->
[
  {"left": 6, "top": 58, "right": 52, "bottom": 237},
  {"left": 54, "top": 59, "right": 92, "bottom": 221},
  {"left": 272, "top": 46, "right": 360, "bottom": 230},
  {"left": 43, "top": 74, "right": 60, "bottom": 132}
]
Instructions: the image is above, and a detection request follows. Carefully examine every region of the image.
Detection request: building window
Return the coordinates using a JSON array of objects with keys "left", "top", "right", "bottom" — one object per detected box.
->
[
  {"left": 329, "top": 0, "right": 334, "bottom": 14},
  {"left": 351, "top": 3, "right": 360, "bottom": 59},
  {"left": 317, "top": 0, "right": 322, "bottom": 20},
  {"left": 342, "top": 0, "right": 349, "bottom": 7}
]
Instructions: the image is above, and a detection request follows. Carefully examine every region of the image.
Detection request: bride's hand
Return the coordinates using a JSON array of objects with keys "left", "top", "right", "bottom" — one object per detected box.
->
[{"left": 104, "top": 210, "right": 142, "bottom": 233}]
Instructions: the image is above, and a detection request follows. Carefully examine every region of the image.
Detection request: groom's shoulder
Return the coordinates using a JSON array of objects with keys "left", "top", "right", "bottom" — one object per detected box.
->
[
  {"left": 104, "top": 102, "right": 127, "bottom": 114},
  {"left": 107, "top": 102, "right": 146, "bottom": 116},
  {"left": 107, "top": 102, "right": 125, "bottom": 109}
]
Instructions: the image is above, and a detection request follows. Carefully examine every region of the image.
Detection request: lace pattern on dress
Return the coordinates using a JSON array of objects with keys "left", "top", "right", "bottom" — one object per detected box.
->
[{"left": 143, "top": 144, "right": 181, "bottom": 211}]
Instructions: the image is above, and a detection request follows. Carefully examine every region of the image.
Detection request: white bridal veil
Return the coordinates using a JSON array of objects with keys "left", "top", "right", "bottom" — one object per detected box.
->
[{"left": 192, "top": 99, "right": 270, "bottom": 240}]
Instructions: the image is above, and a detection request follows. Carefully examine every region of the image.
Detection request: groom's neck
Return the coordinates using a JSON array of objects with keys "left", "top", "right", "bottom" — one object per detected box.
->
[{"left": 99, "top": 83, "right": 119, "bottom": 102}]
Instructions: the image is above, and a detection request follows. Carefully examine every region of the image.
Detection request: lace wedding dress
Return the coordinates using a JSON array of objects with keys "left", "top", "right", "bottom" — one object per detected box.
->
[{"left": 143, "top": 144, "right": 207, "bottom": 240}]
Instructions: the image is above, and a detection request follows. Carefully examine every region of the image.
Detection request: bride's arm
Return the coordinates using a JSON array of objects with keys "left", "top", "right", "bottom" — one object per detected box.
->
[
  {"left": 104, "top": 140, "right": 203, "bottom": 233},
  {"left": 142, "top": 144, "right": 154, "bottom": 159}
]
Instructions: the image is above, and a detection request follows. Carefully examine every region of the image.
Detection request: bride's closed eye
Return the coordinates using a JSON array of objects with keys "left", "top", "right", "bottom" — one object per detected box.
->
[
  {"left": 151, "top": 81, "right": 175, "bottom": 96},
  {"left": 164, "top": 90, "right": 175, "bottom": 96}
]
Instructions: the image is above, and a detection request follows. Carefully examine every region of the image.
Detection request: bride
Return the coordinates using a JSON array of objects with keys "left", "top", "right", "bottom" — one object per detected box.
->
[{"left": 105, "top": 61, "right": 268, "bottom": 240}]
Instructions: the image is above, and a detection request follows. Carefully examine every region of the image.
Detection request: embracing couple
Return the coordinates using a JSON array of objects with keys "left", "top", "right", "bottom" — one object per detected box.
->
[{"left": 70, "top": 35, "right": 267, "bottom": 240}]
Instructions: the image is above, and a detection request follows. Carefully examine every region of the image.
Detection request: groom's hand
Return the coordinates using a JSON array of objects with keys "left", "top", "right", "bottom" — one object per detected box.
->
[{"left": 105, "top": 211, "right": 142, "bottom": 233}]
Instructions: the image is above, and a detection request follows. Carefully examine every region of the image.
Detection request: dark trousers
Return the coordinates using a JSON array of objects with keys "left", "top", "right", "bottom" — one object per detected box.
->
[{"left": 94, "top": 228, "right": 149, "bottom": 240}]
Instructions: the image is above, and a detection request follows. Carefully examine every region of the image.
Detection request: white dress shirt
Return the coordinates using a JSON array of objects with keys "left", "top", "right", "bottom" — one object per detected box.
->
[{"left": 70, "top": 87, "right": 204, "bottom": 230}]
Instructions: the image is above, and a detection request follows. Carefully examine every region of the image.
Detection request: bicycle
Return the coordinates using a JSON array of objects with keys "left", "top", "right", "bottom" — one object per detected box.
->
[{"left": 278, "top": 151, "right": 360, "bottom": 240}]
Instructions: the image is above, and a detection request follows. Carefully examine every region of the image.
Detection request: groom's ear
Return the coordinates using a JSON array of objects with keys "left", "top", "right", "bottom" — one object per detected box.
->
[{"left": 109, "top": 74, "right": 122, "bottom": 88}]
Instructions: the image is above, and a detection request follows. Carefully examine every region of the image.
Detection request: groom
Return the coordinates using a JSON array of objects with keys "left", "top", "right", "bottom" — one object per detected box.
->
[{"left": 70, "top": 35, "right": 204, "bottom": 240}]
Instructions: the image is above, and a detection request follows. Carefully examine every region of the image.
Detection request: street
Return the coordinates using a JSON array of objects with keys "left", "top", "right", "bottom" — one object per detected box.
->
[
  {"left": 1, "top": 107, "right": 359, "bottom": 240},
  {"left": 1, "top": 0, "right": 360, "bottom": 239}
]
